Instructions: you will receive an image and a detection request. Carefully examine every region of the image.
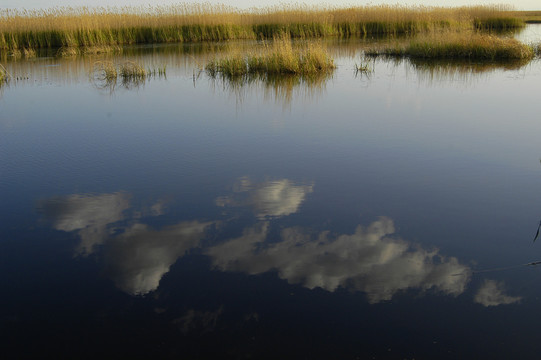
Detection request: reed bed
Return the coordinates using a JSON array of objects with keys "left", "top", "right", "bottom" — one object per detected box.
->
[
  {"left": 205, "top": 35, "right": 335, "bottom": 77},
  {"left": 408, "top": 33, "right": 534, "bottom": 60},
  {"left": 367, "top": 31, "right": 534, "bottom": 60},
  {"left": 514, "top": 11, "right": 541, "bottom": 23},
  {"left": 0, "top": 5, "right": 524, "bottom": 53}
]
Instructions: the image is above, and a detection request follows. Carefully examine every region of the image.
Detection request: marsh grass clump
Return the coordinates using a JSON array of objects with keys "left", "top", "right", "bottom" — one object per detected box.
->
[
  {"left": 93, "top": 60, "right": 118, "bottom": 81},
  {"left": 119, "top": 61, "right": 146, "bottom": 80},
  {"left": 367, "top": 31, "right": 534, "bottom": 60},
  {"left": 206, "top": 35, "right": 335, "bottom": 78},
  {"left": 407, "top": 32, "right": 534, "bottom": 60},
  {"left": 91, "top": 60, "right": 165, "bottom": 91}
]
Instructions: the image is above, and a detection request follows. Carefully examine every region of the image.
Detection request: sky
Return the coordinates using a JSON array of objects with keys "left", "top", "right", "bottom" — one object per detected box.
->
[{"left": 1, "top": 1, "right": 540, "bottom": 11}]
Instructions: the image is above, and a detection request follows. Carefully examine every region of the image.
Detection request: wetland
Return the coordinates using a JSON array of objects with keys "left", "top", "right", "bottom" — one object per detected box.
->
[{"left": 2, "top": 5, "right": 541, "bottom": 359}]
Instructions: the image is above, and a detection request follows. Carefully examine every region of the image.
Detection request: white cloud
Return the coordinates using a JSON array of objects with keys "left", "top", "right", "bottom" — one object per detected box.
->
[
  {"left": 39, "top": 192, "right": 212, "bottom": 295},
  {"left": 206, "top": 217, "right": 470, "bottom": 303},
  {"left": 216, "top": 177, "right": 313, "bottom": 219},
  {"left": 103, "top": 221, "right": 211, "bottom": 295},
  {"left": 474, "top": 280, "right": 522, "bottom": 307},
  {"left": 39, "top": 192, "right": 131, "bottom": 255}
]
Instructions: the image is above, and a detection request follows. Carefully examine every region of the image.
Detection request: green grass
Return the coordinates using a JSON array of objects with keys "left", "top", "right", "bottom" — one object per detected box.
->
[{"left": 206, "top": 35, "right": 335, "bottom": 78}]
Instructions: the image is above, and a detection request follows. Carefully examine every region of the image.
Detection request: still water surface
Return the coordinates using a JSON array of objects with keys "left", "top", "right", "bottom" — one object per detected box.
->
[{"left": 2, "top": 26, "right": 541, "bottom": 358}]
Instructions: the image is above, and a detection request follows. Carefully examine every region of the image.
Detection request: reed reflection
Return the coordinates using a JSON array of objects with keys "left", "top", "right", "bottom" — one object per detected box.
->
[
  {"left": 408, "top": 58, "right": 532, "bottom": 85},
  {"left": 208, "top": 71, "right": 332, "bottom": 107}
]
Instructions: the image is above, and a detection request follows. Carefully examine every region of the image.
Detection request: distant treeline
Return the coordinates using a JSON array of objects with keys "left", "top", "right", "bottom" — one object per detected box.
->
[{"left": 0, "top": 4, "right": 526, "bottom": 53}]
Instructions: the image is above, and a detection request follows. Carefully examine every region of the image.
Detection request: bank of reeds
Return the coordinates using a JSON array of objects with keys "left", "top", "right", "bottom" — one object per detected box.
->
[
  {"left": 367, "top": 31, "right": 534, "bottom": 60},
  {"left": 473, "top": 17, "right": 525, "bottom": 30},
  {"left": 0, "top": 5, "right": 524, "bottom": 53},
  {"left": 514, "top": 11, "right": 541, "bottom": 23},
  {"left": 206, "top": 35, "right": 335, "bottom": 77}
]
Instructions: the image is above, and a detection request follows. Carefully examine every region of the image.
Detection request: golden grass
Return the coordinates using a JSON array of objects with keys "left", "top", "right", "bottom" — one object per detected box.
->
[
  {"left": 93, "top": 60, "right": 117, "bottom": 81},
  {"left": 367, "top": 31, "right": 534, "bottom": 60},
  {"left": 119, "top": 60, "right": 146, "bottom": 80},
  {"left": 0, "top": 4, "right": 525, "bottom": 53},
  {"left": 206, "top": 35, "right": 335, "bottom": 77},
  {"left": 513, "top": 10, "right": 541, "bottom": 23},
  {"left": 90, "top": 59, "right": 166, "bottom": 91}
]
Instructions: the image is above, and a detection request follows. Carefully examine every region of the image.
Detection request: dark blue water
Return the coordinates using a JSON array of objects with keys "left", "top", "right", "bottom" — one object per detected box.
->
[{"left": 2, "top": 32, "right": 541, "bottom": 358}]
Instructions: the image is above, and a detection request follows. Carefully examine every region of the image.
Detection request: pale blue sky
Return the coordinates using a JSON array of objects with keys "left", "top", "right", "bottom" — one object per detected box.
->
[{"left": 2, "top": 1, "right": 540, "bottom": 11}]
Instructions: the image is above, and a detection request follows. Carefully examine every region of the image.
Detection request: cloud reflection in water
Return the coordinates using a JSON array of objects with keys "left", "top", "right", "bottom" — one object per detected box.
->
[
  {"left": 39, "top": 186, "right": 476, "bottom": 303},
  {"left": 207, "top": 217, "right": 471, "bottom": 303},
  {"left": 216, "top": 177, "right": 314, "bottom": 219},
  {"left": 103, "top": 221, "right": 211, "bottom": 295},
  {"left": 39, "top": 192, "right": 131, "bottom": 255},
  {"left": 474, "top": 280, "right": 522, "bottom": 307}
]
